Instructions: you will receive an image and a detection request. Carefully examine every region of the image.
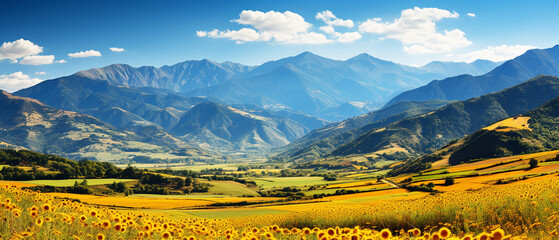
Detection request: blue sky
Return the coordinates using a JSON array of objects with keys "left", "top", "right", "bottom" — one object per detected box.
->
[{"left": 1, "top": 0, "right": 558, "bottom": 92}]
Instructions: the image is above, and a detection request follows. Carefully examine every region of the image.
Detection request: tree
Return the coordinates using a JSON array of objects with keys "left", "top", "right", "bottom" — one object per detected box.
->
[
  {"left": 529, "top": 159, "right": 539, "bottom": 169},
  {"left": 444, "top": 177, "right": 455, "bottom": 186}
]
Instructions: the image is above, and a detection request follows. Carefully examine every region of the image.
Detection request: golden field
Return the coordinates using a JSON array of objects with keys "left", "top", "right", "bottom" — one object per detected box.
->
[{"left": 2, "top": 171, "right": 559, "bottom": 239}]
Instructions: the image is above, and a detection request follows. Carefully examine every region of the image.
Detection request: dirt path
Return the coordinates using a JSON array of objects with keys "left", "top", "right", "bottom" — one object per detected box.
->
[{"left": 381, "top": 179, "right": 400, "bottom": 188}]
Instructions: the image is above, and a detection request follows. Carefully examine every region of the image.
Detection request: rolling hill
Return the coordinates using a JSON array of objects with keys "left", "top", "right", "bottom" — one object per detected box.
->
[
  {"left": 273, "top": 100, "right": 451, "bottom": 162},
  {"left": 331, "top": 75, "right": 559, "bottom": 160},
  {"left": 172, "top": 102, "right": 308, "bottom": 154},
  {"left": 14, "top": 76, "right": 316, "bottom": 155},
  {"left": 386, "top": 45, "right": 559, "bottom": 106},
  {"left": 0, "top": 90, "right": 208, "bottom": 161},
  {"left": 390, "top": 92, "right": 559, "bottom": 176}
]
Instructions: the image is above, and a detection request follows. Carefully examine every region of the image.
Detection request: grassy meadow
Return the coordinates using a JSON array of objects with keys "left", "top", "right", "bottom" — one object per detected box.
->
[{"left": 2, "top": 150, "right": 559, "bottom": 239}]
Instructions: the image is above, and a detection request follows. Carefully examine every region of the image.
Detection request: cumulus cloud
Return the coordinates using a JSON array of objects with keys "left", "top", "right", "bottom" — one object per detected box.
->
[
  {"left": 19, "top": 55, "right": 55, "bottom": 65},
  {"left": 110, "top": 47, "right": 124, "bottom": 52},
  {"left": 197, "top": 10, "right": 332, "bottom": 44},
  {"left": 68, "top": 50, "right": 102, "bottom": 58},
  {"left": 359, "top": 7, "right": 472, "bottom": 54},
  {"left": 0, "top": 72, "right": 43, "bottom": 92},
  {"left": 56, "top": 59, "right": 67, "bottom": 63},
  {"left": 315, "top": 10, "right": 354, "bottom": 27},
  {"left": 461, "top": 44, "right": 535, "bottom": 62},
  {"left": 35, "top": 72, "right": 46, "bottom": 75},
  {"left": 0, "top": 39, "right": 44, "bottom": 60},
  {"left": 315, "top": 10, "right": 361, "bottom": 43},
  {"left": 467, "top": 13, "right": 476, "bottom": 17},
  {"left": 337, "top": 32, "right": 362, "bottom": 43}
]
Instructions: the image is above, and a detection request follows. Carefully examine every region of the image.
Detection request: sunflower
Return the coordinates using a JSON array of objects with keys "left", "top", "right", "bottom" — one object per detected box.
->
[
  {"left": 101, "top": 220, "right": 111, "bottom": 228},
  {"left": 79, "top": 215, "right": 87, "bottom": 222},
  {"left": 439, "top": 227, "right": 451, "bottom": 238},
  {"left": 162, "top": 231, "right": 172, "bottom": 239},
  {"left": 96, "top": 233, "right": 105, "bottom": 240},
  {"left": 491, "top": 229, "right": 505, "bottom": 240},
  {"left": 380, "top": 229, "right": 391, "bottom": 240},
  {"left": 327, "top": 228, "right": 336, "bottom": 236},
  {"left": 114, "top": 224, "right": 122, "bottom": 231},
  {"left": 477, "top": 233, "right": 490, "bottom": 240},
  {"left": 462, "top": 234, "right": 474, "bottom": 240},
  {"left": 42, "top": 203, "right": 51, "bottom": 211},
  {"left": 35, "top": 218, "right": 44, "bottom": 227}
]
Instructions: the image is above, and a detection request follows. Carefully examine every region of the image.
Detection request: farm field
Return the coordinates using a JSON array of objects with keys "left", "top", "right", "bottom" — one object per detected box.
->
[
  {"left": 3, "top": 172, "right": 558, "bottom": 239},
  {"left": 16, "top": 178, "right": 137, "bottom": 187},
  {"left": 249, "top": 176, "right": 348, "bottom": 189},
  {"left": 200, "top": 180, "right": 260, "bottom": 196},
  {"left": 3, "top": 150, "right": 559, "bottom": 239}
]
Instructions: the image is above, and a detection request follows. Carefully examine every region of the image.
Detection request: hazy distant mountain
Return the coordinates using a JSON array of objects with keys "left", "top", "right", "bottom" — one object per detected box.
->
[
  {"left": 0, "top": 90, "right": 204, "bottom": 160},
  {"left": 386, "top": 45, "right": 559, "bottom": 106},
  {"left": 62, "top": 52, "right": 498, "bottom": 121},
  {"left": 332, "top": 75, "right": 559, "bottom": 158},
  {"left": 274, "top": 100, "right": 450, "bottom": 162},
  {"left": 420, "top": 59, "right": 499, "bottom": 77},
  {"left": 15, "top": 75, "right": 209, "bottom": 132},
  {"left": 75, "top": 59, "right": 252, "bottom": 93},
  {"left": 15, "top": 75, "right": 320, "bottom": 155},
  {"left": 172, "top": 102, "right": 309, "bottom": 154},
  {"left": 188, "top": 52, "right": 451, "bottom": 120}
]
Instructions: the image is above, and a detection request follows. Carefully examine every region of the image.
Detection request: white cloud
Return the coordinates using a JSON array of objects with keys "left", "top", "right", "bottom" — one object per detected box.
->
[
  {"left": 56, "top": 59, "right": 67, "bottom": 63},
  {"left": 467, "top": 13, "right": 476, "bottom": 17},
  {"left": 337, "top": 32, "right": 362, "bottom": 43},
  {"left": 0, "top": 39, "right": 44, "bottom": 60},
  {"left": 197, "top": 10, "right": 331, "bottom": 44},
  {"left": 359, "top": 7, "right": 472, "bottom": 54},
  {"left": 0, "top": 72, "right": 43, "bottom": 92},
  {"left": 35, "top": 72, "right": 46, "bottom": 75},
  {"left": 461, "top": 44, "right": 535, "bottom": 62},
  {"left": 315, "top": 10, "right": 354, "bottom": 28},
  {"left": 68, "top": 50, "right": 101, "bottom": 58},
  {"left": 319, "top": 25, "right": 336, "bottom": 34},
  {"left": 19, "top": 55, "right": 55, "bottom": 65},
  {"left": 110, "top": 47, "right": 125, "bottom": 52}
]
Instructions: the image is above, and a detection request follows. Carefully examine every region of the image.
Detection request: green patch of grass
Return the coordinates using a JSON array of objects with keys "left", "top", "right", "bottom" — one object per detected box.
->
[
  {"left": 19, "top": 178, "right": 136, "bottom": 187},
  {"left": 130, "top": 194, "right": 227, "bottom": 199},
  {"left": 186, "top": 208, "right": 287, "bottom": 218},
  {"left": 414, "top": 170, "right": 477, "bottom": 181},
  {"left": 202, "top": 180, "right": 259, "bottom": 196},
  {"left": 421, "top": 168, "right": 448, "bottom": 175},
  {"left": 372, "top": 160, "right": 399, "bottom": 169},
  {"left": 249, "top": 177, "right": 348, "bottom": 189},
  {"left": 303, "top": 189, "right": 339, "bottom": 196}
]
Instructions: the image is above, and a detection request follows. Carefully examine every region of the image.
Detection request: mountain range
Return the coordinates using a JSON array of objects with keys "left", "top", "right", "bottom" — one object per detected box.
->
[
  {"left": 74, "top": 52, "right": 498, "bottom": 121},
  {"left": 331, "top": 75, "right": 559, "bottom": 160},
  {"left": 17, "top": 48, "right": 559, "bottom": 162},
  {"left": 390, "top": 84, "right": 559, "bottom": 176},
  {"left": 14, "top": 76, "right": 314, "bottom": 155},
  {"left": 387, "top": 45, "right": 559, "bottom": 106},
  {"left": 0, "top": 90, "right": 208, "bottom": 161},
  {"left": 272, "top": 99, "right": 451, "bottom": 162}
]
